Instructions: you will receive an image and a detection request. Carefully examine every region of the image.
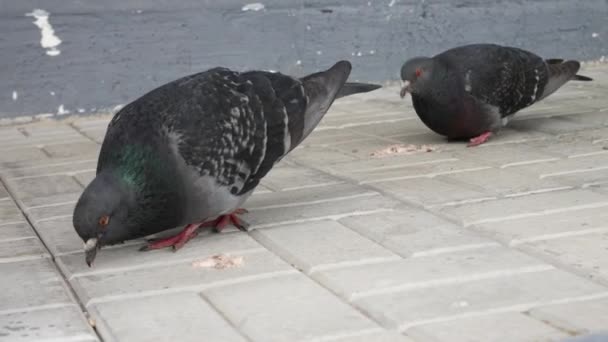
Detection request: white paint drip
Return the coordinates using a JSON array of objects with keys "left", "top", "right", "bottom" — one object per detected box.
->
[
  {"left": 592, "top": 32, "right": 599, "bottom": 38},
  {"left": 57, "top": 104, "right": 70, "bottom": 115},
  {"left": 296, "top": 60, "right": 302, "bottom": 65},
  {"left": 12, "top": 91, "right": 18, "bottom": 101},
  {"left": 316, "top": 50, "right": 322, "bottom": 55},
  {"left": 388, "top": 0, "right": 397, "bottom": 7},
  {"left": 25, "top": 9, "right": 62, "bottom": 57},
  {"left": 50, "top": 91, "right": 56, "bottom": 96},
  {"left": 242, "top": 3, "right": 265, "bottom": 11}
]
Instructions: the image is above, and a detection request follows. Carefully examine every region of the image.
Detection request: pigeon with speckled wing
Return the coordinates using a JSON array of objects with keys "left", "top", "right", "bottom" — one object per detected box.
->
[
  {"left": 73, "top": 61, "right": 381, "bottom": 266},
  {"left": 399, "top": 44, "right": 592, "bottom": 146}
]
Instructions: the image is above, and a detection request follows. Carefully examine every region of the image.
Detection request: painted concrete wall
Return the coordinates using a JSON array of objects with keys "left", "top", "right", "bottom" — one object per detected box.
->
[{"left": 1, "top": 0, "right": 607, "bottom": 119}]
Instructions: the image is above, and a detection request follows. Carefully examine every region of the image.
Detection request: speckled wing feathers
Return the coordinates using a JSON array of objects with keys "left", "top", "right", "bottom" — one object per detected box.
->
[
  {"left": 437, "top": 44, "right": 549, "bottom": 117},
  {"left": 98, "top": 62, "right": 358, "bottom": 201}
]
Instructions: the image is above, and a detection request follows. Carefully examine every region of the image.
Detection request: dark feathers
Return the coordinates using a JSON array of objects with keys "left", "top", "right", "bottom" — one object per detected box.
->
[
  {"left": 400, "top": 43, "right": 592, "bottom": 140},
  {"left": 74, "top": 61, "right": 381, "bottom": 250}
]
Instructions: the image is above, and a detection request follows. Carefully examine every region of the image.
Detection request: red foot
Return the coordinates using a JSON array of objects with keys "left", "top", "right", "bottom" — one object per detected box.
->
[
  {"left": 467, "top": 132, "right": 493, "bottom": 147},
  {"left": 140, "top": 223, "right": 202, "bottom": 252},
  {"left": 140, "top": 209, "right": 250, "bottom": 252},
  {"left": 200, "top": 208, "right": 250, "bottom": 232}
]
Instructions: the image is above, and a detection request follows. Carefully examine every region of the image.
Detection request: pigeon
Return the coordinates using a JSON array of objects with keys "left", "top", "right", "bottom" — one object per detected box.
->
[
  {"left": 73, "top": 61, "right": 381, "bottom": 266},
  {"left": 399, "top": 43, "right": 592, "bottom": 146}
]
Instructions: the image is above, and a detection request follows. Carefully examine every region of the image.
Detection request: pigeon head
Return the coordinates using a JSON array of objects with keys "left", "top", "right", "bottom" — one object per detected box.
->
[
  {"left": 73, "top": 144, "right": 183, "bottom": 266},
  {"left": 73, "top": 171, "right": 136, "bottom": 267},
  {"left": 400, "top": 57, "right": 435, "bottom": 98}
]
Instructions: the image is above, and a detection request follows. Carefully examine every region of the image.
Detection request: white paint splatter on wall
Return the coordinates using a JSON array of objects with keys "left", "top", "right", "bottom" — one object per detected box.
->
[
  {"left": 12, "top": 91, "right": 18, "bottom": 101},
  {"left": 25, "top": 9, "right": 62, "bottom": 56},
  {"left": 57, "top": 104, "right": 70, "bottom": 115},
  {"left": 242, "top": 3, "right": 265, "bottom": 11}
]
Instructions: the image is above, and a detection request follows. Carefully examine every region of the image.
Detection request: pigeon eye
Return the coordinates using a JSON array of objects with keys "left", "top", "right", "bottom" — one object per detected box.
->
[
  {"left": 99, "top": 215, "right": 110, "bottom": 228},
  {"left": 415, "top": 68, "right": 423, "bottom": 78}
]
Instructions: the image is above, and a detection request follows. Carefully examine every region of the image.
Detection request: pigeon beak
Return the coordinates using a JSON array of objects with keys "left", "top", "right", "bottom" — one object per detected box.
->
[
  {"left": 84, "top": 238, "right": 99, "bottom": 267},
  {"left": 400, "top": 80, "right": 411, "bottom": 98}
]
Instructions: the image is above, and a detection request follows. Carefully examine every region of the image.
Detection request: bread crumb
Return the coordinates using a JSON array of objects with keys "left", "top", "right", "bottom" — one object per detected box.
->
[{"left": 192, "top": 254, "right": 244, "bottom": 269}]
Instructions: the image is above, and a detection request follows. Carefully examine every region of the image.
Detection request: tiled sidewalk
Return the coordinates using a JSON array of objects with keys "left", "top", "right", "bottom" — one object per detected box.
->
[{"left": 1, "top": 65, "right": 608, "bottom": 342}]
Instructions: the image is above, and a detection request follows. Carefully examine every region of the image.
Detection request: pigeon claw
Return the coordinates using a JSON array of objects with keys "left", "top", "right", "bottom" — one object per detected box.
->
[
  {"left": 467, "top": 132, "right": 493, "bottom": 147},
  {"left": 140, "top": 223, "right": 202, "bottom": 252},
  {"left": 210, "top": 211, "right": 250, "bottom": 233}
]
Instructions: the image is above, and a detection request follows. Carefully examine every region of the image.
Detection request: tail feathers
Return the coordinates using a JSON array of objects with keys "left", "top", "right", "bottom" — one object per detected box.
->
[
  {"left": 573, "top": 74, "right": 593, "bottom": 81},
  {"left": 540, "top": 60, "right": 592, "bottom": 100},
  {"left": 297, "top": 60, "right": 352, "bottom": 141},
  {"left": 336, "top": 82, "right": 382, "bottom": 99}
]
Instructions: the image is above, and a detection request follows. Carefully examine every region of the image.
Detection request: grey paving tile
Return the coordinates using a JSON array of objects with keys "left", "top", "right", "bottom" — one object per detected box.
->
[{"left": 204, "top": 273, "right": 380, "bottom": 342}]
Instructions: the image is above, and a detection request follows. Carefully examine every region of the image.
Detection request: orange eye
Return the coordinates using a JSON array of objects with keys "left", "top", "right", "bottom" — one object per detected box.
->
[
  {"left": 99, "top": 215, "right": 110, "bottom": 227},
  {"left": 415, "top": 68, "right": 423, "bottom": 78}
]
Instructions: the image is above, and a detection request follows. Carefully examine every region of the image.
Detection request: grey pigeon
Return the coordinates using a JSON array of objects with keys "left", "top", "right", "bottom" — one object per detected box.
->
[
  {"left": 73, "top": 61, "right": 381, "bottom": 266},
  {"left": 399, "top": 43, "right": 592, "bottom": 146}
]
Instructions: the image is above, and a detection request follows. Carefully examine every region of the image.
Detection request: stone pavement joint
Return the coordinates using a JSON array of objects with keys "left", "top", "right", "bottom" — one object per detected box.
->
[{"left": 1, "top": 65, "right": 608, "bottom": 341}]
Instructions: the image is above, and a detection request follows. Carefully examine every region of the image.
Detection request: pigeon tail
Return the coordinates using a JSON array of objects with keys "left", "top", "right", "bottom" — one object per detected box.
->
[
  {"left": 298, "top": 60, "right": 353, "bottom": 140},
  {"left": 539, "top": 60, "right": 592, "bottom": 100},
  {"left": 336, "top": 82, "right": 383, "bottom": 99}
]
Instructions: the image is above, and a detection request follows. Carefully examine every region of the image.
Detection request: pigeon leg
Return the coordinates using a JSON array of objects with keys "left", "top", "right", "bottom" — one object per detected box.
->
[
  {"left": 140, "top": 223, "right": 202, "bottom": 252},
  {"left": 196, "top": 209, "right": 250, "bottom": 232},
  {"left": 467, "top": 132, "right": 493, "bottom": 147}
]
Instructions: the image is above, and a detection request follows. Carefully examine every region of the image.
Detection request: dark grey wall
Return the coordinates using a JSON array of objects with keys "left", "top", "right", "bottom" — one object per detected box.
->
[{"left": 1, "top": 0, "right": 607, "bottom": 119}]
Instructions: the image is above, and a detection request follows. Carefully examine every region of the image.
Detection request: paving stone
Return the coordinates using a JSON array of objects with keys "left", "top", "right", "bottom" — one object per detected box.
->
[
  {"left": 327, "top": 331, "right": 415, "bottom": 342},
  {"left": 450, "top": 143, "right": 561, "bottom": 168},
  {"left": 0, "top": 237, "right": 48, "bottom": 262},
  {"left": 529, "top": 298, "right": 608, "bottom": 334},
  {"left": 20, "top": 192, "right": 80, "bottom": 210},
  {"left": 66, "top": 248, "right": 293, "bottom": 305},
  {"left": 472, "top": 206, "right": 608, "bottom": 244},
  {"left": 354, "top": 269, "right": 608, "bottom": 329},
  {"left": 0, "top": 222, "right": 34, "bottom": 241},
  {"left": 369, "top": 177, "right": 491, "bottom": 207},
  {"left": 203, "top": 273, "right": 379, "bottom": 342},
  {"left": 1, "top": 160, "right": 96, "bottom": 179},
  {"left": 21, "top": 124, "right": 81, "bottom": 137},
  {"left": 406, "top": 312, "right": 567, "bottom": 342},
  {"left": 287, "top": 145, "right": 359, "bottom": 165},
  {"left": 0, "top": 148, "right": 48, "bottom": 165},
  {"left": 302, "top": 128, "right": 371, "bottom": 147},
  {"left": 347, "top": 119, "right": 428, "bottom": 138},
  {"left": 0, "top": 185, "right": 8, "bottom": 200},
  {"left": 333, "top": 158, "right": 491, "bottom": 184},
  {"left": 438, "top": 167, "right": 570, "bottom": 197},
  {"left": 90, "top": 293, "right": 246, "bottom": 342},
  {"left": 331, "top": 138, "right": 414, "bottom": 160},
  {"left": 41, "top": 141, "right": 100, "bottom": 159},
  {"left": 319, "top": 111, "right": 404, "bottom": 130},
  {"left": 0, "top": 200, "right": 25, "bottom": 224},
  {"left": 32, "top": 216, "right": 83, "bottom": 255},
  {"left": 7, "top": 175, "right": 83, "bottom": 200},
  {"left": 438, "top": 189, "right": 608, "bottom": 227},
  {"left": 507, "top": 153, "right": 608, "bottom": 181},
  {"left": 262, "top": 165, "right": 342, "bottom": 191},
  {"left": 314, "top": 246, "right": 549, "bottom": 300},
  {"left": 25, "top": 201, "right": 76, "bottom": 223},
  {"left": 0, "top": 259, "right": 74, "bottom": 312},
  {"left": 248, "top": 193, "right": 399, "bottom": 228},
  {"left": 247, "top": 183, "right": 371, "bottom": 210},
  {"left": 73, "top": 171, "right": 96, "bottom": 187},
  {"left": 0, "top": 305, "right": 98, "bottom": 342},
  {"left": 520, "top": 232, "right": 608, "bottom": 283},
  {"left": 338, "top": 209, "right": 496, "bottom": 257},
  {"left": 252, "top": 220, "right": 398, "bottom": 273}
]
